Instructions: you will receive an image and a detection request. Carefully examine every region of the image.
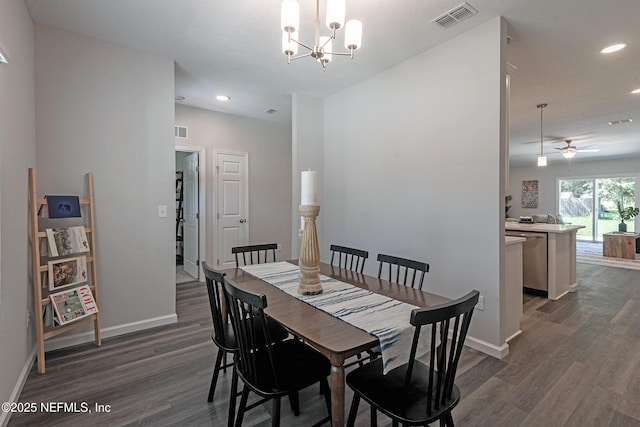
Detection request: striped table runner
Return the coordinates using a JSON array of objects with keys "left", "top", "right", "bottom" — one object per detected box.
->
[{"left": 240, "top": 262, "right": 429, "bottom": 374}]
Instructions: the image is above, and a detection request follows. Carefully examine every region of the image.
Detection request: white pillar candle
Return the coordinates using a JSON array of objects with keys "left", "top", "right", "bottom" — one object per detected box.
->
[{"left": 301, "top": 170, "right": 318, "bottom": 205}]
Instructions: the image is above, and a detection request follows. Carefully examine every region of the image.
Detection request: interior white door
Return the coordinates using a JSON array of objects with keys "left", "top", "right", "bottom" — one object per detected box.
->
[
  {"left": 216, "top": 152, "right": 248, "bottom": 268},
  {"left": 182, "top": 153, "right": 199, "bottom": 278}
]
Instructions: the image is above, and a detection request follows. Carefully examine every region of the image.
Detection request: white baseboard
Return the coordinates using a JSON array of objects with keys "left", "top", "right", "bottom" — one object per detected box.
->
[
  {"left": 569, "top": 282, "right": 578, "bottom": 292},
  {"left": 465, "top": 334, "right": 510, "bottom": 359},
  {"left": 44, "top": 313, "right": 177, "bottom": 352},
  {"left": 1, "top": 348, "right": 36, "bottom": 427}
]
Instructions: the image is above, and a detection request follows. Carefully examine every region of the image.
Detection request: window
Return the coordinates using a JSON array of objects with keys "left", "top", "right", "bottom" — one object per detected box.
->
[{"left": 559, "top": 176, "right": 636, "bottom": 241}]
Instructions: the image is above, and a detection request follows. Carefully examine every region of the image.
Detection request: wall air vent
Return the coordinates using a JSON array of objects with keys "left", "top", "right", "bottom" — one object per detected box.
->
[
  {"left": 175, "top": 125, "right": 188, "bottom": 139},
  {"left": 432, "top": 2, "right": 478, "bottom": 29}
]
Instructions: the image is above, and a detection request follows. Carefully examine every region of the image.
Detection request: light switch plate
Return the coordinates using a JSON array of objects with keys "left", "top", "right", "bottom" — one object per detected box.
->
[{"left": 158, "top": 205, "right": 167, "bottom": 218}]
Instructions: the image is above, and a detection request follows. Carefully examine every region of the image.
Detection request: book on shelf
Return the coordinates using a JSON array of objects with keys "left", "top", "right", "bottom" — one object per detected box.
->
[
  {"left": 50, "top": 284, "right": 98, "bottom": 326},
  {"left": 48, "top": 255, "right": 88, "bottom": 291},
  {"left": 46, "top": 226, "right": 89, "bottom": 257}
]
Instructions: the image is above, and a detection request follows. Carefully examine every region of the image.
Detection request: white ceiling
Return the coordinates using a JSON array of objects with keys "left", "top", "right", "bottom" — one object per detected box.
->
[{"left": 25, "top": 0, "right": 640, "bottom": 167}]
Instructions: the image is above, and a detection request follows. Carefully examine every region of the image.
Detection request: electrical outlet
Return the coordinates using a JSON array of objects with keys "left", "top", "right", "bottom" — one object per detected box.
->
[
  {"left": 158, "top": 205, "right": 167, "bottom": 218},
  {"left": 277, "top": 243, "right": 282, "bottom": 251},
  {"left": 475, "top": 295, "right": 484, "bottom": 311},
  {"left": 26, "top": 309, "right": 31, "bottom": 328}
]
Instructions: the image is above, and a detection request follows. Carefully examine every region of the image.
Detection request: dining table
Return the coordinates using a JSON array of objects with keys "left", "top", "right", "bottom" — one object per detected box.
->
[{"left": 223, "top": 261, "right": 451, "bottom": 427}]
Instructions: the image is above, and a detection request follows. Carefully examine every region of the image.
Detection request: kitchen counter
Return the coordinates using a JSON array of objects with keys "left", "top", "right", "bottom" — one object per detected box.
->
[
  {"left": 505, "top": 222, "right": 584, "bottom": 234},
  {"left": 505, "top": 222, "right": 584, "bottom": 300}
]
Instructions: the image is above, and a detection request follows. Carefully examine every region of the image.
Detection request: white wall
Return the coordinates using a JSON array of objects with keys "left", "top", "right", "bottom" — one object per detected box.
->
[
  {"left": 0, "top": 0, "right": 36, "bottom": 422},
  {"left": 174, "top": 104, "right": 292, "bottom": 265},
  {"left": 34, "top": 25, "right": 176, "bottom": 339},
  {"left": 508, "top": 158, "right": 640, "bottom": 231},
  {"left": 291, "top": 94, "right": 324, "bottom": 258},
  {"left": 319, "top": 17, "right": 507, "bottom": 354}
]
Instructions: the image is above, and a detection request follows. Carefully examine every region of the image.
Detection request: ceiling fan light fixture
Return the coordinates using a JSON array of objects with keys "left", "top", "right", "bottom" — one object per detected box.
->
[
  {"left": 600, "top": 43, "right": 626, "bottom": 54},
  {"left": 631, "top": 88, "right": 640, "bottom": 94},
  {"left": 562, "top": 147, "right": 577, "bottom": 159}
]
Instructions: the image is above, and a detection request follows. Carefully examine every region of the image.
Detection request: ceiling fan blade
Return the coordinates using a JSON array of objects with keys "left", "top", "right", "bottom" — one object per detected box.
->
[{"left": 576, "top": 144, "right": 600, "bottom": 152}]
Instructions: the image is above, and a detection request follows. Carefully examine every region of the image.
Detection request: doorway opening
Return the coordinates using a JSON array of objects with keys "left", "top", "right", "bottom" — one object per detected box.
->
[{"left": 175, "top": 146, "right": 206, "bottom": 284}]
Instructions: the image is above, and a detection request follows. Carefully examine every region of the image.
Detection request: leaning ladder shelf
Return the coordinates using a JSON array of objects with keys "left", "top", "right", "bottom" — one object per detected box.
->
[{"left": 28, "top": 168, "right": 101, "bottom": 374}]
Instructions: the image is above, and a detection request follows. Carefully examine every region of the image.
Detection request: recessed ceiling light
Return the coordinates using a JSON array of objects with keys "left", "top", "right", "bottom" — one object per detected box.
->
[
  {"left": 632, "top": 88, "right": 640, "bottom": 94},
  {"left": 216, "top": 95, "right": 231, "bottom": 101},
  {"left": 600, "top": 43, "right": 626, "bottom": 54}
]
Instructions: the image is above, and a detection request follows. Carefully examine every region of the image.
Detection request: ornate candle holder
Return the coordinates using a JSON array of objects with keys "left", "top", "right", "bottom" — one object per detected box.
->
[{"left": 298, "top": 204, "right": 322, "bottom": 295}]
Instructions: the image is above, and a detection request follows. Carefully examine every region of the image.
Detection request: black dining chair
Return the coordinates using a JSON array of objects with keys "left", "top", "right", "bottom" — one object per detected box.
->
[
  {"left": 232, "top": 243, "right": 278, "bottom": 267},
  {"left": 202, "top": 262, "right": 289, "bottom": 427},
  {"left": 330, "top": 244, "right": 369, "bottom": 273},
  {"left": 377, "top": 253, "right": 429, "bottom": 290},
  {"left": 346, "top": 290, "right": 480, "bottom": 427},
  {"left": 223, "top": 276, "right": 332, "bottom": 427}
]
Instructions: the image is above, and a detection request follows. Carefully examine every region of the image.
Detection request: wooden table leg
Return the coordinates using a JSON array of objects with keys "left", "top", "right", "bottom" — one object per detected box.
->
[{"left": 330, "top": 363, "right": 345, "bottom": 427}]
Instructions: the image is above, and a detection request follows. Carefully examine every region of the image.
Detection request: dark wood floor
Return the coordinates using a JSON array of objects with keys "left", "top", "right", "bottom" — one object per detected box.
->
[{"left": 9, "top": 263, "right": 640, "bottom": 426}]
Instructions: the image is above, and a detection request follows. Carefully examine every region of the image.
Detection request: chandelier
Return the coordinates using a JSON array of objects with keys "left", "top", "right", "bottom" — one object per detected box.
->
[{"left": 281, "top": 0, "right": 363, "bottom": 71}]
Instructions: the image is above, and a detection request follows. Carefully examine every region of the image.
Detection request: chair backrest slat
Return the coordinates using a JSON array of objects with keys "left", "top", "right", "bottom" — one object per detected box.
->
[
  {"left": 404, "top": 290, "right": 479, "bottom": 415},
  {"left": 223, "top": 276, "right": 279, "bottom": 388},
  {"left": 232, "top": 243, "right": 278, "bottom": 267},
  {"left": 377, "top": 253, "right": 429, "bottom": 290},
  {"left": 330, "top": 244, "right": 368, "bottom": 273},
  {"left": 202, "top": 262, "right": 231, "bottom": 349}
]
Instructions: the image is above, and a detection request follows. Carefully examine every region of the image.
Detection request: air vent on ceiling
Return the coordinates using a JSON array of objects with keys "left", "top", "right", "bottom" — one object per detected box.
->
[
  {"left": 175, "top": 125, "right": 188, "bottom": 139},
  {"left": 608, "top": 118, "right": 632, "bottom": 125},
  {"left": 264, "top": 108, "right": 279, "bottom": 115},
  {"left": 432, "top": 2, "right": 478, "bottom": 29}
]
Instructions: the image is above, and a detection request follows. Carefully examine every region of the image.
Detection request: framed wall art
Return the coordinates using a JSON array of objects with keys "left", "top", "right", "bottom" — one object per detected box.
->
[{"left": 522, "top": 180, "right": 538, "bottom": 208}]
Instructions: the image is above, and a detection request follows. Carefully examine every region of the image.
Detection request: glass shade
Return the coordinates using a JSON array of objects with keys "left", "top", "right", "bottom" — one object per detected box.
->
[
  {"left": 326, "top": 0, "right": 345, "bottom": 29},
  {"left": 345, "top": 19, "right": 362, "bottom": 49},
  {"left": 281, "top": 0, "right": 299, "bottom": 33},
  {"left": 537, "top": 155, "right": 547, "bottom": 167},
  {"left": 282, "top": 31, "right": 298, "bottom": 55},
  {"left": 562, "top": 149, "right": 576, "bottom": 159}
]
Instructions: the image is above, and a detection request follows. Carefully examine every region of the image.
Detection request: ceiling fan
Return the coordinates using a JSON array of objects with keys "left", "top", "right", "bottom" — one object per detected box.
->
[{"left": 554, "top": 140, "right": 600, "bottom": 159}]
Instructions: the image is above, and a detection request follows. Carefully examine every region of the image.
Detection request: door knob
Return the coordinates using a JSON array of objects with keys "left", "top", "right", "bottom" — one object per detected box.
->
[{"left": 239, "top": 218, "right": 246, "bottom": 223}]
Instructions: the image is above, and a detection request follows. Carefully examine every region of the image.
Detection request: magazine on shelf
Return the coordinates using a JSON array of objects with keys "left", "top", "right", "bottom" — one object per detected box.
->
[
  {"left": 46, "top": 226, "right": 89, "bottom": 257},
  {"left": 50, "top": 284, "right": 98, "bottom": 326},
  {"left": 48, "top": 255, "right": 88, "bottom": 291}
]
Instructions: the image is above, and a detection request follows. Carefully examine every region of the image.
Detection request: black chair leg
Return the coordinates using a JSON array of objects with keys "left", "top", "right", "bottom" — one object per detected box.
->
[
  {"left": 320, "top": 378, "right": 331, "bottom": 416},
  {"left": 234, "top": 385, "right": 250, "bottom": 427},
  {"left": 441, "top": 412, "right": 454, "bottom": 427},
  {"left": 370, "top": 405, "right": 377, "bottom": 427},
  {"left": 272, "top": 397, "right": 282, "bottom": 427},
  {"left": 208, "top": 350, "right": 225, "bottom": 402},
  {"left": 288, "top": 391, "right": 300, "bottom": 416},
  {"left": 228, "top": 367, "right": 239, "bottom": 427},
  {"left": 346, "top": 394, "right": 360, "bottom": 427}
]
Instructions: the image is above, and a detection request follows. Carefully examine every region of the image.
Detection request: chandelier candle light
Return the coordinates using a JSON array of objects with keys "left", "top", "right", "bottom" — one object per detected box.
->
[
  {"left": 281, "top": 0, "right": 362, "bottom": 71},
  {"left": 298, "top": 170, "right": 322, "bottom": 295}
]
